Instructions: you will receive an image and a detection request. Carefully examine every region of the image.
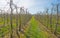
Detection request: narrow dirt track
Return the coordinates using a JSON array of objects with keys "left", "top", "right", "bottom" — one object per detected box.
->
[{"left": 37, "top": 21, "right": 58, "bottom": 38}]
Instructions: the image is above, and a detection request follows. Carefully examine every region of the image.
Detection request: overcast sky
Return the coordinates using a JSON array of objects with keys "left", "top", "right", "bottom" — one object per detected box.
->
[{"left": 0, "top": 0, "right": 60, "bottom": 14}]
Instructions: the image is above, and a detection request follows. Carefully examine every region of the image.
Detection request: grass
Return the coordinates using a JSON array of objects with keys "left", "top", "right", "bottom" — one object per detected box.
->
[{"left": 0, "top": 15, "right": 58, "bottom": 38}]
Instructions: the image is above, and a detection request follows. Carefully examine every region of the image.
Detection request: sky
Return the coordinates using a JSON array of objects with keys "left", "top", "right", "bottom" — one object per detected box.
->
[{"left": 0, "top": 0, "right": 60, "bottom": 14}]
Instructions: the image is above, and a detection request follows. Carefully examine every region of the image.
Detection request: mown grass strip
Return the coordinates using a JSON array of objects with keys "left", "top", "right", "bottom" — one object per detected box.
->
[{"left": 25, "top": 16, "right": 48, "bottom": 38}]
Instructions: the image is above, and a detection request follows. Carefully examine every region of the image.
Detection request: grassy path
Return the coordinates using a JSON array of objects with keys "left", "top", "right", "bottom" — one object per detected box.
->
[{"left": 26, "top": 16, "right": 48, "bottom": 38}]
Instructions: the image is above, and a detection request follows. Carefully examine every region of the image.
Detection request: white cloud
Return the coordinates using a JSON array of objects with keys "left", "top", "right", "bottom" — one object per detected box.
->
[
  {"left": 13, "top": 0, "right": 35, "bottom": 8},
  {"left": 0, "top": 0, "right": 9, "bottom": 10}
]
